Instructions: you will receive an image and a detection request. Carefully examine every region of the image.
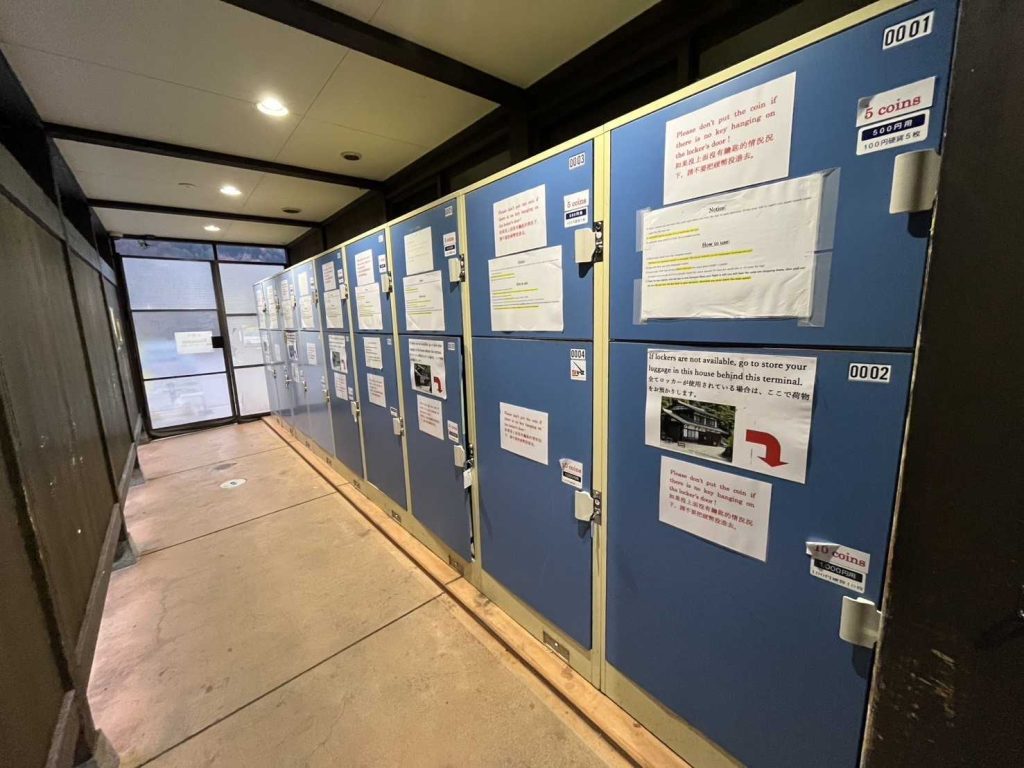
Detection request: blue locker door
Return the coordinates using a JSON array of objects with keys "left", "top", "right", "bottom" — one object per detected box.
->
[
  {"left": 608, "top": 1, "right": 957, "bottom": 349},
  {"left": 259, "top": 330, "right": 279, "bottom": 417},
  {"left": 283, "top": 331, "right": 310, "bottom": 436},
  {"left": 345, "top": 230, "right": 393, "bottom": 335},
  {"left": 298, "top": 330, "right": 333, "bottom": 454},
  {"left": 400, "top": 335, "right": 472, "bottom": 560},
  {"left": 473, "top": 337, "right": 593, "bottom": 647},
  {"left": 356, "top": 332, "right": 406, "bottom": 508},
  {"left": 391, "top": 201, "right": 463, "bottom": 336},
  {"left": 325, "top": 330, "right": 363, "bottom": 478},
  {"left": 606, "top": 342, "right": 913, "bottom": 768},
  {"left": 268, "top": 331, "right": 289, "bottom": 422},
  {"left": 466, "top": 141, "right": 594, "bottom": 340}
]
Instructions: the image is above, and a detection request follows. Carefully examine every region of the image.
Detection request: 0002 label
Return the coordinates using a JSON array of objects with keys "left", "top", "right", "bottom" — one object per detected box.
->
[{"left": 848, "top": 363, "right": 892, "bottom": 383}]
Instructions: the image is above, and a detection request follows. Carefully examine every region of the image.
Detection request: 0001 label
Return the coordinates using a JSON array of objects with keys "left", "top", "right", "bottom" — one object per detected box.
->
[
  {"left": 882, "top": 11, "right": 934, "bottom": 50},
  {"left": 848, "top": 363, "right": 892, "bottom": 383}
]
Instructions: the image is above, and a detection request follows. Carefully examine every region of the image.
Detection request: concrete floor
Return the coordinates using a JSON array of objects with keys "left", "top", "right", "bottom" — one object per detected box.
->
[{"left": 90, "top": 422, "right": 628, "bottom": 768}]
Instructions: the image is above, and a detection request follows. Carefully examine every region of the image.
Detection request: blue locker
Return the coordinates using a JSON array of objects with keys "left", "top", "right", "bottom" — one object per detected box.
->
[
  {"left": 608, "top": 1, "right": 957, "bottom": 349},
  {"left": 391, "top": 201, "right": 463, "bottom": 336},
  {"left": 607, "top": 343, "right": 913, "bottom": 767},
  {"left": 466, "top": 141, "right": 594, "bottom": 340},
  {"left": 314, "top": 249, "right": 364, "bottom": 477},
  {"left": 345, "top": 230, "right": 393, "bottom": 335},
  {"left": 275, "top": 272, "right": 299, "bottom": 429},
  {"left": 282, "top": 329, "right": 310, "bottom": 438},
  {"left": 473, "top": 337, "right": 593, "bottom": 647},
  {"left": 291, "top": 262, "right": 333, "bottom": 453},
  {"left": 356, "top": 333, "right": 406, "bottom": 509},
  {"left": 466, "top": 142, "right": 597, "bottom": 648},
  {"left": 400, "top": 335, "right": 472, "bottom": 560},
  {"left": 392, "top": 200, "right": 474, "bottom": 561}
]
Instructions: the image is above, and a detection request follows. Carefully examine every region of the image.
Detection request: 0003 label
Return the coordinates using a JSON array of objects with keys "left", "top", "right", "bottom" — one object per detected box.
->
[{"left": 848, "top": 363, "right": 891, "bottom": 383}]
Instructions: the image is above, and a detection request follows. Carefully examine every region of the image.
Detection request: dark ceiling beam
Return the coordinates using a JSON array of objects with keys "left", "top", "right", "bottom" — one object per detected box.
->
[
  {"left": 44, "top": 123, "right": 382, "bottom": 190},
  {"left": 219, "top": 0, "right": 525, "bottom": 105},
  {"left": 89, "top": 199, "right": 317, "bottom": 228}
]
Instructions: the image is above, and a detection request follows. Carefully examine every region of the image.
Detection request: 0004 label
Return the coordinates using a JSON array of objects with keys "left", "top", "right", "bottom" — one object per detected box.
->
[{"left": 848, "top": 363, "right": 891, "bottom": 383}]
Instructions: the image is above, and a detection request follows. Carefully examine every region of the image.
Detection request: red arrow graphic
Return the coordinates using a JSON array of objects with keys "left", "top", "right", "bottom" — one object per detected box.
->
[
  {"left": 433, "top": 376, "right": 444, "bottom": 394},
  {"left": 745, "top": 430, "right": 787, "bottom": 467}
]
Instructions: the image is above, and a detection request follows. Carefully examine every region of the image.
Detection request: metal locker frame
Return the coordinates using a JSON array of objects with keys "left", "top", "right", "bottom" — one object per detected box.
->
[
  {"left": 596, "top": 0, "right": 924, "bottom": 764},
  {"left": 458, "top": 126, "right": 609, "bottom": 685}
]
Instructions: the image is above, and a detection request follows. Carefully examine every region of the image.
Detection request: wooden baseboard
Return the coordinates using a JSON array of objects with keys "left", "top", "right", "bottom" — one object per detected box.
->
[
  {"left": 73, "top": 503, "right": 122, "bottom": 684},
  {"left": 45, "top": 691, "right": 79, "bottom": 768},
  {"left": 266, "top": 417, "right": 689, "bottom": 768}
]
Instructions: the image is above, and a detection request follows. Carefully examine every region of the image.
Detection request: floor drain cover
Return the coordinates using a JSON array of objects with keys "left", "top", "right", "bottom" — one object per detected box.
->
[{"left": 220, "top": 478, "right": 246, "bottom": 489}]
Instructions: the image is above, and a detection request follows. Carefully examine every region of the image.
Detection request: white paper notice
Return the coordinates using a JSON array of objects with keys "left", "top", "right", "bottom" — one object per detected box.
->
[
  {"left": 321, "top": 261, "right": 337, "bottom": 291},
  {"left": 645, "top": 348, "right": 816, "bottom": 483},
  {"left": 408, "top": 337, "right": 447, "bottom": 399},
  {"left": 174, "top": 331, "right": 212, "bottom": 355},
  {"left": 323, "top": 290, "right": 345, "bottom": 329},
  {"left": 366, "top": 373, "right": 386, "bottom": 408},
  {"left": 806, "top": 542, "right": 870, "bottom": 594},
  {"left": 559, "top": 458, "right": 584, "bottom": 489},
  {"left": 447, "top": 419, "right": 459, "bottom": 443},
  {"left": 416, "top": 395, "right": 444, "bottom": 441},
  {"left": 333, "top": 372, "right": 348, "bottom": 400},
  {"left": 499, "top": 402, "right": 548, "bottom": 465},
  {"left": 642, "top": 174, "right": 823, "bottom": 320},
  {"left": 305, "top": 342, "right": 318, "bottom": 365},
  {"left": 363, "top": 336, "right": 383, "bottom": 370},
  {"left": 659, "top": 456, "right": 772, "bottom": 561},
  {"left": 328, "top": 335, "right": 348, "bottom": 373},
  {"left": 355, "top": 283, "right": 383, "bottom": 330},
  {"left": 403, "top": 271, "right": 445, "bottom": 331},
  {"left": 494, "top": 184, "right": 547, "bottom": 257},
  {"left": 299, "top": 295, "right": 315, "bottom": 329},
  {"left": 563, "top": 190, "right": 590, "bottom": 228},
  {"left": 404, "top": 227, "right": 434, "bottom": 275},
  {"left": 664, "top": 72, "right": 796, "bottom": 205},
  {"left": 443, "top": 232, "right": 457, "bottom": 258},
  {"left": 298, "top": 274, "right": 310, "bottom": 296},
  {"left": 488, "top": 246, "right": 563, "bottom": 332},
  {"left": 354, "top": 249, "right": 375, "bottom": 286}
]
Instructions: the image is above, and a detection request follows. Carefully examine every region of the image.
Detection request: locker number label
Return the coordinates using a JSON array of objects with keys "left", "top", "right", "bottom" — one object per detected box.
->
[
  {"left": 570, "top": 348, "right": 587, "bottom": 381},
  {"left": 568, "top": 152, "right": 586, "bottom": 170},
  {"left": 882, "top": 11, "right": 934, "bottom": 50},
  {"left": 848, "top": 363, "right": 891, "bottom": 383}
]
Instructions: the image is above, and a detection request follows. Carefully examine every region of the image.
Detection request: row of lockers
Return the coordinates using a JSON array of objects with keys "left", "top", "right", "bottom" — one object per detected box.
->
[{"left": 254, "top": 3, "right": 957, "bottom": 766}]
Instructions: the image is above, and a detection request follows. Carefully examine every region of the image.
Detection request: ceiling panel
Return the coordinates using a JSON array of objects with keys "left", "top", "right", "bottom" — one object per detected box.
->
[
  {"left": 2, "top": 44, "right": 300, "bottom": 158},
  {"left": 94, "top": 209, "right": 307, "bottom": 246},
  {"left": 329, "top": 0, "right": 658, "bottom": 87},
  {"left": 242, "top": 175, "right": 363, "bottom": 220},
  {"left": 306, "top": 51, "right": 495, "bottom": 147},
  {"left": 0, "top": 0, "right": 352, "bottom": 112},
  {"left": 275, "top": 117, "right": 428, "bottom": 180}
]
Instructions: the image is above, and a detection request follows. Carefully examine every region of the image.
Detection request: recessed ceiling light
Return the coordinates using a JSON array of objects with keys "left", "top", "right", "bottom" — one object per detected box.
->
[
  {"left": 340, "top": 150, "right": 362, "bottom": 162},
  {"left": 204, "top": 224, "right": 221, "bottom": 232},
  {"left": 220, "top": 184, "right": 242, "bottom": 197},
  {"left": 281, "top": 207, "right": 302, "bottom": 214},
  {"left": 256, "top": 96, "right": 289, "bottom": 117}
]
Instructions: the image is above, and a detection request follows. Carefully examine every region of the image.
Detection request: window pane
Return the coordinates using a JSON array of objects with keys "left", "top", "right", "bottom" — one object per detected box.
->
[
  {"left": 123, "top": 258, "right": 217, "bottom": 310},
  {"left": 133, "top": 311, "right": 225, "bottom": 378},
  {"left": 115, "top": 238, "right": 214, "bottom": 260},
  {"left": 226, "top": 315, "right": 264, "bottom": 366},
  {"left": 145, "top": 374, "right": 232, "bottom": 429},
  {"left": 219, "top": 262, "right": 284, "bottom": 314},
  {"left": 234, "top": 366, "right": 271, "bottom": 415},
  {"left": 216, "top": 244, "right": 287, "bottom": 263}
]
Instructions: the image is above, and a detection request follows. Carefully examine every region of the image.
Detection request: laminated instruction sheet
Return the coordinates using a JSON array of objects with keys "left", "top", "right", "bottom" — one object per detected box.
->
[
  {"left": 488, "top": 246, "right": 563, "bottom": 332},
  {"left": 407, "top": 338, "right": 447, "bottom": 399},
  {"left": 323, "top": 290, "right": 344, "bottom": 329},
  {"left": 328, "top": 335, "right": 348, "bottom": 373},
  {"left": 493, "top": 184, "right": 547, "bottom": 257},
  {"left": 403, "top": 271, "right": 445, "bottom": 331},
  {"left": 645, "top": 348, "right": 816, "bottom": 483},
  {"left": 641, "top": 174, "right": 823, "bottom": 320},
  {"left": 355, "top": 283, "right": 383, "bottom": 330},
  {"left": 404, "top": 227, "right": 434, "bottom": 275}
]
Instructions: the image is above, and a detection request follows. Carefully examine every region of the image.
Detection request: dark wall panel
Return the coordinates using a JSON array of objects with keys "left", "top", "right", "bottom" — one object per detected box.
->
[
  {"left": 0, "top": 193, "right": 113, "bottom": 644},
  {"left": 103, "top": 277, "right": 139, "bottom": 431},
  {"left": 71, "top": 256, "right": 132, "bottom": 483},
  {"left": 0, "top": 406, "right": 66, "bottom": 768}
]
